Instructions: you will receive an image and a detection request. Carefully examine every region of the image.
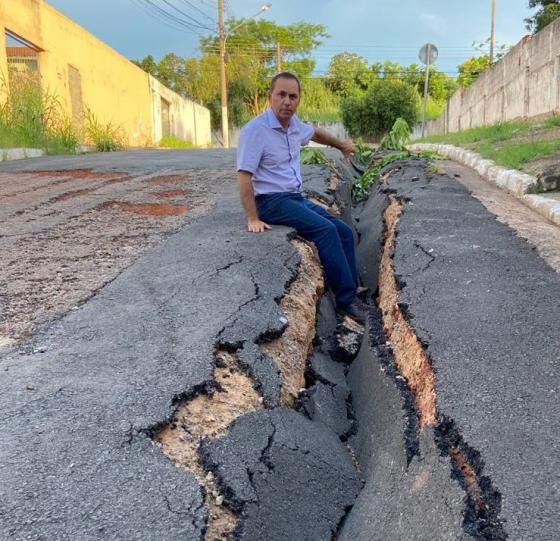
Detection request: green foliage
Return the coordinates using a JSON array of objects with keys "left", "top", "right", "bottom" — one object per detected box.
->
[
  {"left": 300, "top": 146, "right": 328, "bottom": 164},
  {"left": 416, "top": 121, "right": 532, "bottom": 145},
  {"left": 354, "top": 138, "right": 374, "bottom": 165},
  {"left": 341, "top": 79, "right": 419, "bottom": 140},
  {"left": 352, "top": 151, "right": 409, "bottom": 201},
  {"left": 525, "top": 1, "right": 560, "bottom": 32},
  {"left": 457, "top": 55, "right": 490, "bottom": 88},
  {"left": 477, "top": 139, "right": 560, "bottom": 169},
  {"left": 379, "top": 118, "right": 411, "bottom": 151},
  {"left": 0, "top": 74, "right": 78, "bottom": 154},
  {"left": 159, "top": 135, "right": 195, "bottom": 149},
  {"left": 298, "top": 78, "right": 341, "bottom": 123},
  {"left": 326, "top": 52, "right": 374, "bottom": 98},
  {"left": 542, "top": 114, "right": 560, "bottom": 128},
  {"left": 84, "top": 108, "right": 126, "bottom": 152}
]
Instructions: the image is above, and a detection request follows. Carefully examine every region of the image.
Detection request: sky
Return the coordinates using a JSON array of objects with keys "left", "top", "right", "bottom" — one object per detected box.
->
[{"left": 45, "top": 0, "right": 536, "bottom": 76}]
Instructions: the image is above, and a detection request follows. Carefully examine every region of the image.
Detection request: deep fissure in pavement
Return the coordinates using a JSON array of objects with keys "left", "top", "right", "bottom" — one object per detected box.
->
[
  {"left": 153, "top": 238, "right": 353, "bottom": 540},
  {"left": 374, "top": 174, "right": 507, "bottom": 539}
]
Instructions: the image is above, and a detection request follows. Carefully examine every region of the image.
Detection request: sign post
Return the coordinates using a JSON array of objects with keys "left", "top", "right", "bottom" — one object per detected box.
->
[{"left": 418, "top": 43, "right": 438, "bottom": 138}]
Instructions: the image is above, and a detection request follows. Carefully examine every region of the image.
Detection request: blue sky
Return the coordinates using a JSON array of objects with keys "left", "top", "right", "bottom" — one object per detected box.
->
[{"left": 46, "top": 0, "right": 535, "bottom": 75}]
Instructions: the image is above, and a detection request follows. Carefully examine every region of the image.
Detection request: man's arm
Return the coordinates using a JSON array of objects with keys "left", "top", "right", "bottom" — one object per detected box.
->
[
  {"left": 238, "top": 170, "right": 271, "bottom": 233},
  {"left": 311, "top": 128, "right": 356, "bottom": 157}
]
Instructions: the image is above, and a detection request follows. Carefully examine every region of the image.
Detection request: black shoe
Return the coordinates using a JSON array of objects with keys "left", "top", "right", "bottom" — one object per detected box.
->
[{"left": 338, "top": 301, "right": 366, "bottom": 324}]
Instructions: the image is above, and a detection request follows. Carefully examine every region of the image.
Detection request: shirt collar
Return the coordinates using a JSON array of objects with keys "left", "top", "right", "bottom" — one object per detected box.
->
[{"left": 265, "top": 108, "right": 299, "bottom": 133}]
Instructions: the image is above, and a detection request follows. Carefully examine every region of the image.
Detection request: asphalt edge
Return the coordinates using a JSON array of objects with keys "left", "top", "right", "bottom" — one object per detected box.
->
[{"left": 408, "top": 143, "right": 560, "bottom": 226}]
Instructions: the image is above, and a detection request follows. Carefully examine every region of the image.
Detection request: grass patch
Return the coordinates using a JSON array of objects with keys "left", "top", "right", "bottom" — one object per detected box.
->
[
  {"left": 413, "top": 117, "right": 560, "bottom": 170},
  {"left": 416, "top": 121, "right": 532, "bottom": 146},
  {"left": 477, "top": 140, "right": 560, "bottom": 169},
  {"left": 84, "top": 108, "right": 126, "bottom": 152},
  {"left": 159, "top": 135, "right": 195, "bottom": 149},
  {"left": 0, "top": 75, "right": 78, "bottom": 154}
]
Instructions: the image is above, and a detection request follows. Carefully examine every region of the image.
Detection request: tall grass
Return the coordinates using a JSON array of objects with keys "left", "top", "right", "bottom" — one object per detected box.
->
[
  {"left": 84, "top": 107, "right": 126, "bottom": 152},
  {"left": 298, "top": 78, "right": 341, "bottom": 123},
  {"left": 0, "top": 74, "right": 78, "bottom": 154}
]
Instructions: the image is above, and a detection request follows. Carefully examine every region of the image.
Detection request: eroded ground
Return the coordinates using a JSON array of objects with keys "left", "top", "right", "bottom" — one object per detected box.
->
[{"left": 0, "top": 168, "right": 230, "bottom": 345}]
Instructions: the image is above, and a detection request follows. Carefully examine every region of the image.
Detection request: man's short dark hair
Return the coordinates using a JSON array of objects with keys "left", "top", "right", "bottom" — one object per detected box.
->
[{"left": 269, "top": 72, "right": 301, "bottom": 94}]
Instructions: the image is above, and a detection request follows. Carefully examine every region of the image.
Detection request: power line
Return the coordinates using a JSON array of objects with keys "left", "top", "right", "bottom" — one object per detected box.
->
[
  {"left": 178, "top": 0, "right": 217, "bottom": 24},
  {"left": 132, "top": 0, "right": 203, "bottom": 34},
  {"left": 159, "top": 0, "right": 214, "bottom": 30},
  {"left": 134, "top": 0, "right": 212, "bottom": 35}
]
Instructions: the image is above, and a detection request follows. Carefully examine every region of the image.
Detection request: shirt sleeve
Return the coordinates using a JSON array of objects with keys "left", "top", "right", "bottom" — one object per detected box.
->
[
  {"left": 237, "top": 123, "right": 264, "bottom": 174},
  {"left": 299, "top": 120, "right": 315, "bottom": 147}
]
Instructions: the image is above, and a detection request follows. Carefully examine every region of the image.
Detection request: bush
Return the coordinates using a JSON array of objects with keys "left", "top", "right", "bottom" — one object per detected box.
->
[{"left": 341, "top": 79, "right": 419, "bottom": 140}]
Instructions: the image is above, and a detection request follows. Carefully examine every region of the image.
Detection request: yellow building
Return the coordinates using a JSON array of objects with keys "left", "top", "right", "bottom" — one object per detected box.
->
[{"left": 0, "top": 0, "right": 211, "bottom": 147}]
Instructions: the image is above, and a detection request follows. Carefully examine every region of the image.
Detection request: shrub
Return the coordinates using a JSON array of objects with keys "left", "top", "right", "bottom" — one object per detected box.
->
[{"left": 341, "top": 79, "right": 418, "bottom": 140}]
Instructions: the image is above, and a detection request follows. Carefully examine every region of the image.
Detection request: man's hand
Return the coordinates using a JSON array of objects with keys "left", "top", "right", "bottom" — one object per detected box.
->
[
  {"left": 247, "top": 218, "right": 271, "bottom": 233},
  {"left": 339, "top": 139, "right": 356, "bottom": 158}
]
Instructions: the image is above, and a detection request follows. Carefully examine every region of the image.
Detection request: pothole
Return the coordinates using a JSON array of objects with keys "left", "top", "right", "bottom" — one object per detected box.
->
[
  {"left": 155, "top": 351, "right": 262, "bottom": 540},
  {"left": 99, "top": 201, "right": 188, "bottom": 216},
  {"left": 378, "top": 197, "right": 436, "bottom": 427},
  {"left": 261, "top": 239, "right": 325, "bottom": 406}
]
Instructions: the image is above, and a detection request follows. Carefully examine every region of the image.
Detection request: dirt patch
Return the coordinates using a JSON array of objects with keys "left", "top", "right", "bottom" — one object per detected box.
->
[
  {"left": 36, "top": 169, "right": 125, "bottom": 180},
  {"left": 149, "top": 175, "right": 188, "bottom": 186},
  {"left": 155, "top": 351, "right": 263, "bottom": 540},
  {"left": 100, "top": 201, "right": 187, "bottom": 217},
  {"left": 327, "top": 174, "right": 340, "bottom": 191},
  {"left": 155, "top": 189, "right": 187, "bottom": 199},
  {"left": 0, "top": 168, "right": 231, "bottom": 341},
  {"left": 261, "top": 240, "right": 324, "bottom": 406},
  {"left": 449, "top": 446, "right": 485, "bottom": 513},
  {"left": 50, "top": 188, "right": 95, "bottom": 202},
  {"left": 378, "top": 197, "right": 436, "bottom": 427}
]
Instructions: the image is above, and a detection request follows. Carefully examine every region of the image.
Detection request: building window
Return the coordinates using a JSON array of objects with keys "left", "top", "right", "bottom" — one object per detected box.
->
[{"left": 5, "top": 30, "right": 41, "bottom": 86}]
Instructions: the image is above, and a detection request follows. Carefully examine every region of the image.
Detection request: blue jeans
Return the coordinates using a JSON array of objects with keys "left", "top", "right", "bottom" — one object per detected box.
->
[{"left": 256, "top": 192, "right": 357, "bottom": 306}]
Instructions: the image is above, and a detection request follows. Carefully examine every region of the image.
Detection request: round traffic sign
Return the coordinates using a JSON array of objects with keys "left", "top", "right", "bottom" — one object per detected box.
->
[{"left": 419, "top": 43, "right": 438, "bottom": 65}]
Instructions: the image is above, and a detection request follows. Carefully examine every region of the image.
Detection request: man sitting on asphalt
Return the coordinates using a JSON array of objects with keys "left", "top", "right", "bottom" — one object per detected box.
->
[{"left": 236, "top": 71, "right": 365, "bottom": 324}]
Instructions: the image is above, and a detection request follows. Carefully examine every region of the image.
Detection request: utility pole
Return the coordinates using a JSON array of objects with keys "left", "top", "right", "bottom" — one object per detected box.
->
[
  {"left": 489, "top": 0, "right": 496, "bottom": 65},
  {"left": 276, "top": 42, "right": 282, "bottom": 73},
  {"left": 218, "top": 0, "right": 229, "bottom": 148}
]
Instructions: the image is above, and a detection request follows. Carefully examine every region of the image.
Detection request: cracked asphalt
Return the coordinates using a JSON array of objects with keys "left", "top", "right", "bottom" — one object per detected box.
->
[
  {"left": 2, "top": 149, "right": 559, "bottom": 540},
  {"left": 384, "top": 159, "right": 560, "bottom": 538},
  {"left": 0, "top": 151, "right": 360, "bottom": 540}
]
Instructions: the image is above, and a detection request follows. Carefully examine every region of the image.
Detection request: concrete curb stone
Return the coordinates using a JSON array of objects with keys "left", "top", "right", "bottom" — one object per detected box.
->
[
  {"left": 409, "top": 143, "right": 560, "bottom": 227},
  {"left": 0, "top": 148, "right": 45, "bottom": 162}
]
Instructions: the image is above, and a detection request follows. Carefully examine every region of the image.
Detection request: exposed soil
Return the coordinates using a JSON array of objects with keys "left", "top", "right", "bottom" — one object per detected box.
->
[
  {"left": 261, "top": 240, "right": 324, "bottom": 406},
  {"left": 156, "top": 351, "right": 262, "bottom": 540},
  {"left": 155, "top": 239, "right": 324, "bottom": 539},
  {"left": 0, "top": 168, "right": 230, "bottom": 345},
  {"left": 378, "top": 198, "right": 436, "bottom": 427},
  {"left": 100, "top": 201, "right": 188, "bottom": 216}
]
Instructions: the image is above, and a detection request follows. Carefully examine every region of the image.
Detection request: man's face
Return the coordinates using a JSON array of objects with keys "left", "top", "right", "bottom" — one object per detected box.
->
[{"left": 268, "top": 77, "right": 300, "bottom": 127}]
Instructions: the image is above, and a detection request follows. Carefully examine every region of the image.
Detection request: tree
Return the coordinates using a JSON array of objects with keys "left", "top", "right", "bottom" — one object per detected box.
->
[
  {"left": 341, "top": 79, "right": 419, "bottom": 139},
  {"left": 326, "top": 53, "right": 373, "bottom": 98},
  {"left": 457, "top": 55, "right": 490, "bottom": 88},
  {"left": 525, "top": 0, "right": 560, "bottom": 32}
]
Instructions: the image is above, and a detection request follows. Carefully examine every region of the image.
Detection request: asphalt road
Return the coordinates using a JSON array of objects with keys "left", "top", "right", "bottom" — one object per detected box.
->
[
  {"left": 1, "top": 149, "right": 559, "bottom": 540},
  {"left": 387, "top": 159, "right": 560, "bottom": 538}
]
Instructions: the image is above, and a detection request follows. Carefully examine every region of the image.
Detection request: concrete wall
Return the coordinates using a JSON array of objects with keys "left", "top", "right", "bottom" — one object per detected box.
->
[
  {"left": 425, "top": 18, "right": 560, "bottom": 135},
  {"left": 0, "top": 0, "right": 210, "bottom": 147},
  {"left": 150, "top": 77, "right": 211, "bottom": 147}
]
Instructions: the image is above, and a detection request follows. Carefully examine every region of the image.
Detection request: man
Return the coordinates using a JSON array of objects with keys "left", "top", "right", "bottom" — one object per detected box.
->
[{"left": 236, "top": 72, "right": 365, "bottom": 324}]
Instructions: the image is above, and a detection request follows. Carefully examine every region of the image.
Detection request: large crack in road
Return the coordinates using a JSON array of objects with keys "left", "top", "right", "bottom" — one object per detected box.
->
[{"left": 1, "top": 150, "right": 559, "bottom": 539}]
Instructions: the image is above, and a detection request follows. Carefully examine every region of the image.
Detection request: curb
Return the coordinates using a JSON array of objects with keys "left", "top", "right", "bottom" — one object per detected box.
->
[
  {"left": 408, "top": 143, "right": 560, "bottom": 227},
  {"left": 0, "top": 148, "right": 45, "bottom": 162}
]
